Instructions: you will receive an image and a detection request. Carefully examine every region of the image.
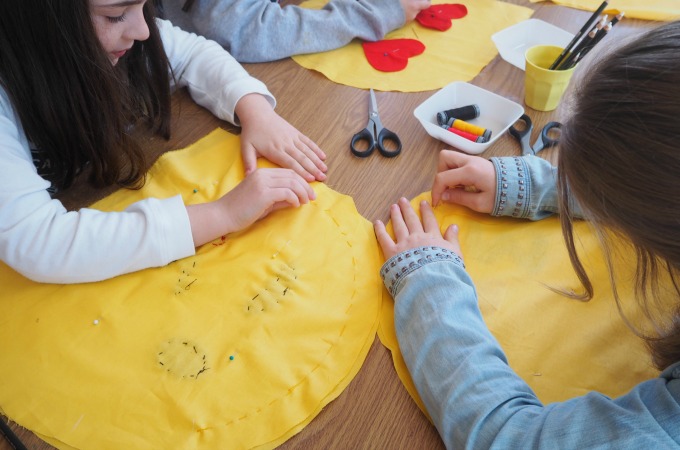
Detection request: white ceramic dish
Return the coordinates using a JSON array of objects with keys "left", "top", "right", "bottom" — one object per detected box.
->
[
  {"left": 491, "top": 19, "right": 574, "bottom": 71},
  {"left": 413, "top": 82, "right": 524, "bottom": 154}
]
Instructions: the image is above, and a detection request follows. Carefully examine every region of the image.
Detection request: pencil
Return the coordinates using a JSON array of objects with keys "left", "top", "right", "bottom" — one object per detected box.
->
[
  {"left": 611, "top": 11, "right": 625, "bottom": 27},
  {"left": 549, "top": 0, "right": 609, "bottom": 70},
  {"left": 577, "top": 12, "right": 625, "bottom": 66},
  {"left": 572, "top": 22, "right": 613, "bottom": 65},
  {"left": 557, "top": 29, "right": 597, "bottom": 70},
  {"left": 558, "top": 17, "right": 606, "bottom": 70}
]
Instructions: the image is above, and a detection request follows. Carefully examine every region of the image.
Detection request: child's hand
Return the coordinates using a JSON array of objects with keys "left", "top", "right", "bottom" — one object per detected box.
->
[
  {"left": 218, "top": 168, "right": 315, "bottom": 234},
  {"left": 236, "top": 94, "right": 327, "bottom": 183},
  {"left": 401, "top": 0, "right": 431, "bottom": 22},
  {"left": 187, "top": 168, "right": 314, "bottom": 246},
  {"left": 374, "top": 197, "right": 461, "bottom": 261},
  {"left": 431, "top": 150, "right": 496, "bottom": 213}
]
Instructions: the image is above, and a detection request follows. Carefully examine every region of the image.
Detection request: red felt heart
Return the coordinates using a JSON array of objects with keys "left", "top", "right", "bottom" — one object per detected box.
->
[
  {"left": 362, "top": 39, "right": 426, "bottom": 72},
  {"left": 416, "top": 4, "right": 468, "bottom": 31}
]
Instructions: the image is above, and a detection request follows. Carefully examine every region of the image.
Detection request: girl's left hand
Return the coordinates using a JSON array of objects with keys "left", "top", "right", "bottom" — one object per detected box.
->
[
  {"left": 236, "top": 94, "right": 327, "bottom": 183},
  {"left": 374, "top": 197, "right": 462, "bottom": 261}
]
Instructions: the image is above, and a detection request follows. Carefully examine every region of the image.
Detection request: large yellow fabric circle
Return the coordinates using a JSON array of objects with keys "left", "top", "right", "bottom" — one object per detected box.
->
[
  {"left": 292, "top": 0, "right": 533, "bottom": 92},
  {"left": 0, "top": 129, "right": 383, "bottom": 449},
  {"left": 378, "top": 192, "right": 662, "bottom": 416}
]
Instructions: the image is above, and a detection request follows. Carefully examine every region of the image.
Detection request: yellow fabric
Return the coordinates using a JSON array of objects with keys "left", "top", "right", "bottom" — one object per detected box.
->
[
  {"left": 378, "top": 192, "right": 662, "bottom": 416},
  {"left": 0, "top": 129, "right": 383, "bottom": 450},
  {"left": 292, "top": 0, "right": 533, "bottom": 92},
  {"left": 529, "top": 0, "right": 680, "bottom": 21}
]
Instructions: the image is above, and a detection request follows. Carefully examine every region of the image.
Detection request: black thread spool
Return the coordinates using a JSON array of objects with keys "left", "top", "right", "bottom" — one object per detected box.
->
[{"left": 436, "top": 104, "right": 480, "bottom": 126}]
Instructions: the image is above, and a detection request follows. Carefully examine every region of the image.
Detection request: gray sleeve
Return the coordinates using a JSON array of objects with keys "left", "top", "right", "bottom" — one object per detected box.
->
[{"left": 162, "top": 0, "right": 405, "bottom": 63}]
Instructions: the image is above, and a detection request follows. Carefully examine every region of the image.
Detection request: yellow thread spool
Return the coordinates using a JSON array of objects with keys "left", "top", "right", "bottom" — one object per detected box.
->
[{"left": 448, "top": 118, "right": 492, "bottom": 141}]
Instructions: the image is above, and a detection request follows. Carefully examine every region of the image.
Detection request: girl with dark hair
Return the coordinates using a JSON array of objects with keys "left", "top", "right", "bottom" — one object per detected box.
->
[
  {"left": 0, "top": 0, "right": 327, "bottom": 283},
  {"left": 374, "top": 20, "right": 680, "bottom": 448}
]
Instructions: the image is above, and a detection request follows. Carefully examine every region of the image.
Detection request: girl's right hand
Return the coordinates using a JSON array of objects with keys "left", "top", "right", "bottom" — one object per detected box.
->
[
  {"left": 236, "top": 94, "right": 327, "bottom": 183},
  {"left": 187, "top": 168, "right": 315, "bottom": 246},
  {"left": 431, "top": 150, "right": 497, "bottom": 213}
]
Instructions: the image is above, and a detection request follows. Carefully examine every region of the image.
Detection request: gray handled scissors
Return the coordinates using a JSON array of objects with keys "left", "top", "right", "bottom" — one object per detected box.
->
[
  {"left": 509, "top": 114, "right": 561, "bottom": 156},
  {"left": 350, "top": 88, "right": 402, "bottom": 158}
]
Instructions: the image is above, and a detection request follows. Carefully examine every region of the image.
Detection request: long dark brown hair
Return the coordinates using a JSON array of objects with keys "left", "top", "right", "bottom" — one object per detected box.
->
[
  {"left": 558, "top": 20, "right": 680, "bottom": 370},
  {"left": 0, "top": 0, "right": 172, "bottom": 190}
]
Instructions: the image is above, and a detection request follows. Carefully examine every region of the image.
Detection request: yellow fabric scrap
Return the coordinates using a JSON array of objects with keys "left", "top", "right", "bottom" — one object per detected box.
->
[
  {"left": 530, "top": 0, "right": 680, "bottom": 21},
  {"left": 0, "top": 129, "right": 383, "bottom": 450},
  {"left": 292, "top": 0, "right": 533, "bottom": 92},
  {"left": 378, "top": 192, "right": 662, "bottom": 416}
]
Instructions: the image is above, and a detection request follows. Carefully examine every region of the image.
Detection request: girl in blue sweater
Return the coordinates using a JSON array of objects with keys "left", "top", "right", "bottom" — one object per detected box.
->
[{"left": 375, "top": 20, "right": 680, "bottom": 448}]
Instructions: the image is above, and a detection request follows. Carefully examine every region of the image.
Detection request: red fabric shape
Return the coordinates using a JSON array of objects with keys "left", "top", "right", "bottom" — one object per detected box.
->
[
  {"left": 362, "top": 39, "right": 426, "bottom": 72},
  {"left": 416, "top": 4, "right": 468, "bottom": 31}
]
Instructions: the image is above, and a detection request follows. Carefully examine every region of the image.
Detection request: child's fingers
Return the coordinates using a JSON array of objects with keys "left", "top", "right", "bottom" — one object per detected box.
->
[
  {"left": 443, "top": 223, "right": 459, "bottom": 242},
  {"left": 419, "top": 200, "right": 441, "bottom": 235},
  {"left": 389, "top": 202, "right": 409, "bottom": 241},
  {"left": 267, "top": 151, "right": 317, "bottom": 182},
  {"left": 289, "top": 143, "right": 327, "bottom": 181},
  {"left": 398, "top": 197, "right": 423, "bottom": 233},
  {"left": 431, "top": 169, "right": 480, "bottom": 207},
  {"left": 299, "top": 134, "right": 327, "bottom": 161},
  {"left": 270, "top": 169, "right": 316, "bottom": 202},
  {"left": 241, "top": 144, "right": 258, "bottom": 176},
  {"left": 373, "top": 220, "right": 396, "bottom": 255},
  {"left": 436, "top": 149, "right": 466, "bottom": 172}
]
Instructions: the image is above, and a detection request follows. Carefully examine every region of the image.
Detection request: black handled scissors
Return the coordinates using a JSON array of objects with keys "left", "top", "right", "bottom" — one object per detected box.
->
[
  {"left": 350, "top": 88, "right": 402, "bottom": 158},
  {"left": 509, "top": 114, "right": 562, "bottom": 156}
]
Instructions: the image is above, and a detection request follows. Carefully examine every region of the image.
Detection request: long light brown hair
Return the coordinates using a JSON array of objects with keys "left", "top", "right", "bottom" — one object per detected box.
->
[{"left": 558, "top": 20, "right": 680, "bottom": 370}]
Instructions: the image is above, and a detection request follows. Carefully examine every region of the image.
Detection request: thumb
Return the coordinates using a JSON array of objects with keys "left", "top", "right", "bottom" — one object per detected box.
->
[
  {"left": 441, "top": 188, "right": 477, "bottom": 209},
  {"left": 241, "top": 145, "right": 258, "bottom": 176},
  {"left": 443, "top": 224, "right": 463, "bottom": 258},
  {"left": 443, "top": 223, "right": 459, "bottom": 243}
]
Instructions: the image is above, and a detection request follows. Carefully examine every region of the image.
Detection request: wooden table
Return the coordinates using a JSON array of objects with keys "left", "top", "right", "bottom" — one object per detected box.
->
[{"left": 1, "top": 2, "right": 656, "bottom": 448}]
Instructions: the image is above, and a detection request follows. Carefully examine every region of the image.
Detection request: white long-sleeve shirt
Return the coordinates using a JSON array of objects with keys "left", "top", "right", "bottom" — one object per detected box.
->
[{"left": 0, "top": 19, "right": 274, "bottom": 284}]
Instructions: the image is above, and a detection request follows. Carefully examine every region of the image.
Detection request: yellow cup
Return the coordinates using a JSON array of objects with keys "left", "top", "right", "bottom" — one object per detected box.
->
[{"left": 524, "top": 45, "right": 576, "bottom": 112}]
